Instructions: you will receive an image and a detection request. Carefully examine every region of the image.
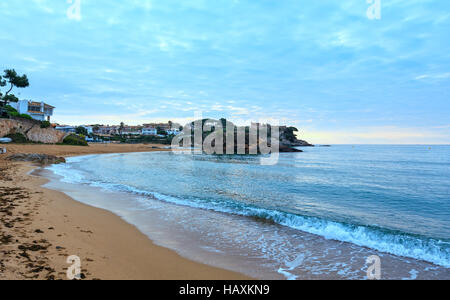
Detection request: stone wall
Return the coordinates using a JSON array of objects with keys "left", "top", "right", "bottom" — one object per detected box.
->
[{"left": 0, "top": 119, "right": 68, "bottom": 144}]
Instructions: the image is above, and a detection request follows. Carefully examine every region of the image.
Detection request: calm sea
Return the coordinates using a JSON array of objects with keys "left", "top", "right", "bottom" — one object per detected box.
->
[{"left": 44, "top": 145, "right": 450, "bottom": 279}]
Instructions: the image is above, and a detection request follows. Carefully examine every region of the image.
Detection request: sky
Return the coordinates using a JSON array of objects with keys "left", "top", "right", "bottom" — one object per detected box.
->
[{"left": 0, "top": 0, "right": 449, "bottom": 144}]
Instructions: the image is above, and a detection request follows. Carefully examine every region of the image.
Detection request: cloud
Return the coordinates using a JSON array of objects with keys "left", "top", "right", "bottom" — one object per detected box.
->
[{"left": 415, "top": 73, "right": 450, "bottom": 80}]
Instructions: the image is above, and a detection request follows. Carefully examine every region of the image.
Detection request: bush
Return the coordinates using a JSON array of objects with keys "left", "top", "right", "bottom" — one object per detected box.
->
[
  {"left": 18, "top": 114, "right": 33, "bottom": 120},
  {"left": 63, "top": 134, "right": 88, "bottom": 146},
  {"left": 5, "top": 133, "right": 28, "bottom": 143},
  {"left": 40, "top": 120, "right": 51, "bottom": 128},
  {"left": 5, "top": 105, "right": 18, "bottom": 114},
  {"left": 9, "top": 111, "right": 33, "bottom": 120}
]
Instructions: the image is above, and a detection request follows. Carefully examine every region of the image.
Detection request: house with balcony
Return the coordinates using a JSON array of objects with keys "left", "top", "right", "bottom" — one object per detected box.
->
[{"left": 10, "top": 100, "right": 55, "bottom": 121}]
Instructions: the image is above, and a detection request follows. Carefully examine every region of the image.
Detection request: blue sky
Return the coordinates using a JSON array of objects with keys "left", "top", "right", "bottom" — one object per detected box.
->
[{"left": 1, "top": 0, "right": 449, "bottom": 144}]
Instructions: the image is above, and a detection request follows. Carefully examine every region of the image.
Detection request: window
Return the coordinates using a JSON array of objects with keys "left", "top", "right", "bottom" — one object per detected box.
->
[{"left": 28, "top": 106, "right": 41, "bottom": 112}]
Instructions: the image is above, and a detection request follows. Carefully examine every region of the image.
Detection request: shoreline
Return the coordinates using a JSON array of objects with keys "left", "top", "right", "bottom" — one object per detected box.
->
[{"left": 0, "top": 144, "right": 251, "bottom": 280}]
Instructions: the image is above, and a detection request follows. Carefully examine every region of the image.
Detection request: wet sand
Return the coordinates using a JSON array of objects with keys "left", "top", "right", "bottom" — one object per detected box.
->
[{"left": 0, "top": 143, "right": 250, "bottom": 280}]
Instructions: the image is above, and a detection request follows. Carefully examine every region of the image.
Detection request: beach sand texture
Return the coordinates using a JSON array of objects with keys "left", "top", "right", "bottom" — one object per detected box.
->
[{"left": 0, "top": 143, "right": 250, "bottom": 280}]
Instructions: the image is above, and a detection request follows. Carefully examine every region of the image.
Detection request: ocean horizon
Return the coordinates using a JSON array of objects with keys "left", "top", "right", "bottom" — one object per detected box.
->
[{"left": 43, "top": 145, "right": 450, "bottom": 280}]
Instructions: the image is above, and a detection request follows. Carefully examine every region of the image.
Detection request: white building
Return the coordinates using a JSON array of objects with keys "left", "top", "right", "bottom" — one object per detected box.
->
[
  {"left": 142, "top": 127, "right": 157, "bottom": 136},
  {"left": 166, "top": 128, "right": 181, "bottom": 136},
  {"left": 10, "top": 100, "right": 54, "bottom": 121}
]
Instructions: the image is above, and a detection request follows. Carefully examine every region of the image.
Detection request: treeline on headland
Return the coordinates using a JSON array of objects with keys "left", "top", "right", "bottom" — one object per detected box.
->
[{"left": 173, "top": 118, "right": 313, "bottom": 154}]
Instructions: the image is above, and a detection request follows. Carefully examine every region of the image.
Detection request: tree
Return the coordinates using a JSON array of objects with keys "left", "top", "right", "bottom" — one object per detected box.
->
[
  {"left": 284, "top": 127, "right": 299, "bottom": 142},
  {"left": 75, "top": 126, "right": 88, "bottom": 136},
  {"left": 157, "top": 126, "right": 167, "bottom": 136},
  {"left": 0, "top": 69, "right": 29, "bottom": 107},
  {"left": 119, "top": 122, "right": 125, "bottom": 136},
  {"left": 0, "top": 75, "right": 5, "bottom": 98}
]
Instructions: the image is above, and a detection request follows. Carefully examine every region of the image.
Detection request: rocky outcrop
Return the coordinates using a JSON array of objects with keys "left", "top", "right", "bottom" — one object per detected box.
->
[
  {"left": 6, "top": 153, "right": 66, "bottom": 165},
  {"left": 279, "top": 145, "right": 303, "bottom": 152},
  {"left": 279, "top": 127, "right": 314, "bottom": 147},
  {"left": 281, "top": 139, "right": 314, "bottom": 147},
  {"left": 0, "top": 119, "right": 67, "bottom": 144}
]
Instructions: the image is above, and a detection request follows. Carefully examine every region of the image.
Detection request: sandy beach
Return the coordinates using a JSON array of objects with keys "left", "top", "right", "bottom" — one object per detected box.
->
[{"left": 0, "top": 143, "right": 250, "bottom": 280}]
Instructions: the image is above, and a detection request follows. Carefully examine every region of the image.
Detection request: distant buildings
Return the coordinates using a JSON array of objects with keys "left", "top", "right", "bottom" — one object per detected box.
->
[
  {"left": 10, "top": 100, "right": 55, "bottom": 121},
  {"left": 143, "top": 123, "right": 171, "bottom": 131},
  {"left": 121, "top": 126, "right": 142, "bottom": 135},
  {"left": 55, "top": 125, "right": 76, "bottom": 133},
  {"left": 95, "top": 126, "right": 118, "bottom": 135},
  {"left": 142, "top": 127, "right": 157, "bottom": 136},
  {"left": 54, "top": 122, "right": 181, "bottom": 138},
  {"left": 166, "top": 128, "right": 180, "bottom": 135}
]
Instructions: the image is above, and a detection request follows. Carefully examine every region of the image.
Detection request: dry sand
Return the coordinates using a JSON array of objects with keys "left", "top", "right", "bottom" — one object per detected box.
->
[{"left": 0, "top": 143, "right": 250, "bottom": 280}]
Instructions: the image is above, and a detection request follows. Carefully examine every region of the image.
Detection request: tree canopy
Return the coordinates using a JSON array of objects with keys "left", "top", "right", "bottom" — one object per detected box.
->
[
  {"left": 0, "top": 69, "right": 30, "bottom": 106},
  {"left": 76, "top": 126, "right": 88, "bottom": 136}
]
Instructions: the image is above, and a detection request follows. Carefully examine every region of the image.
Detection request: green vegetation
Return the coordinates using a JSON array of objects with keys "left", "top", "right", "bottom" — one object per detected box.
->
[
  {"left": 284, "top": 127, "right": 299, "bottom": 143},
  {"left": 7, "top": 109, "right": 34, "bottom": 120},
  {"left": 1, "top": 105, "right": 17, "bottom": 118},
  {"left": 0, "top": 69, "right": 29, "bottom": 107},
  {"left": 62, "top": 134, "right": 88, "bottom": 146},
  {"left": 4, "top": 105, "right": 18, "bottom": 114},
  {"left": 5, "top": 133, "right": 28, "bottom": 143},
  {"left": 18, "top": 113, "right": 33, "bottom": 120},
  {"left": 75, "top": 126, "right": 88, "bottom": 136},
  {"left": 40, "top": 120, "right": 51, "bottom": 128},
  {"left": 157, "top": 127, "right": 168, "bottom": 136}
]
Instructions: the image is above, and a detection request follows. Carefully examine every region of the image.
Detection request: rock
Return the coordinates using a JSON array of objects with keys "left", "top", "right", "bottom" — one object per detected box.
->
[
  {"left": 26, "top": 125, "right": 67, "bottom": 144},
  {"left": 0, "top": 119, "right": 68, "bottom": 144},
  {"left": 18, "top": 244, "right": 47, "bottom": 252},
  {"left": 6, "top": 153, "right": 66, "bottom": 165},
  {"left": 279, "top": 145, "right": 303, "bottom": 153}
]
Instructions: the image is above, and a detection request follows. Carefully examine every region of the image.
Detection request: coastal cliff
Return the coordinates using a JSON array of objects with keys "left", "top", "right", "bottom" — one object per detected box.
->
[{"left": 0, "top": 119, "right": 67, "bottom": 144}]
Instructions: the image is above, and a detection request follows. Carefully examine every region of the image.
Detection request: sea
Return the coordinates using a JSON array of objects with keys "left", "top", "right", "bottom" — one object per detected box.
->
[{"left": 42, "top": 145, "right": 450, "bottom": 280}]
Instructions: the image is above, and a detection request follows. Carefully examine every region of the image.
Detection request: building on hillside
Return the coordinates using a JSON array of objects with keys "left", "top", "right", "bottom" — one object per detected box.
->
[
  {"left": 95, "top": 126, "right": 118, "bottom": 135},
  {"left": 10, "top": 100, "right": 55, "bottom": 121},
  {"left": 122, "top": 126, "right": 142, "bottom": 135},
  {"left": 142, "top": 127, "right": 158, "bottom": 136},
  {"left": 143, "top": 123, "right": 171, "bottom": 131}
]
